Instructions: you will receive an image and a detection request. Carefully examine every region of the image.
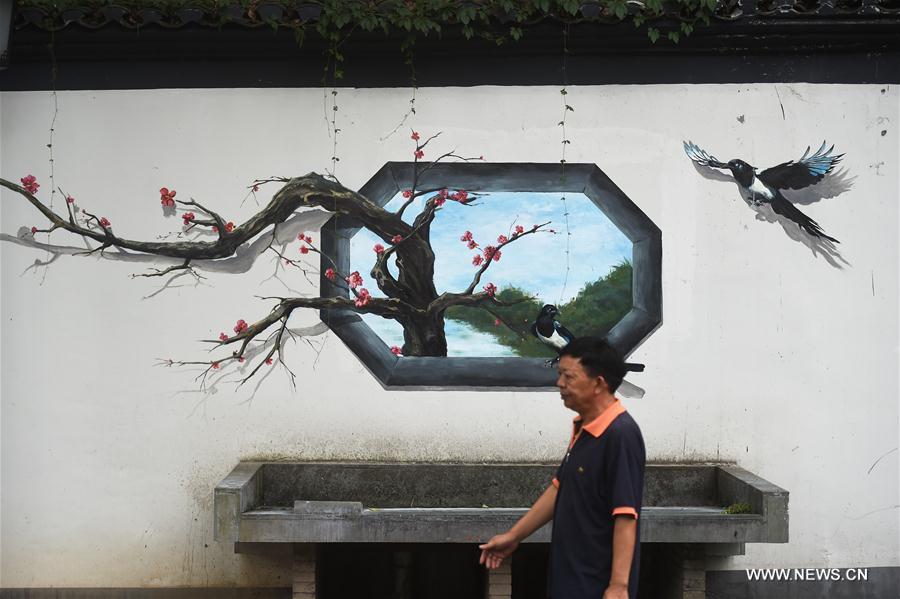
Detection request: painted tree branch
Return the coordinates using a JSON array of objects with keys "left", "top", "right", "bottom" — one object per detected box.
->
[
  {"left": 132, "top": 259, "right": 204, "bottom": 280},
  {"left": 216, "top": 295, "right": 410, "bottom": 356},
  {"left": 4, "top": 131, "right": 552, "bottom": 371},
  {"left": 428, "top": 289, "right": 535, "bottom": 315},
  {"left": 193, "top": 294, "right": 414, "bottom": 380},
  {"left": 461, "top": 221, "right": 550, "bottom": 295},
  {"left": 1, "top": 173, "right": 409, "bottom": 260}
]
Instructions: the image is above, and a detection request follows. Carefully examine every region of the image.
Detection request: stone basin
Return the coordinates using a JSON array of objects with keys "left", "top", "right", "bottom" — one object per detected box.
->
[{"left": 214, "top": 462, "right": 787, "bottom": 548}]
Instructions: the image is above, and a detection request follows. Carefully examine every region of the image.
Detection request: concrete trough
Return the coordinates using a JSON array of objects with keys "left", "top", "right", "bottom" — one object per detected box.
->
[{"left": 214, "top": 462, "right": 787, "bottom": 549}]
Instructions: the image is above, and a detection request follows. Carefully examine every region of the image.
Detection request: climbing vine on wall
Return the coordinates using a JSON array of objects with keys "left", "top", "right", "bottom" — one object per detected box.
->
[{"left": 17, "top": 0, "right": 719, "bottom": 45}]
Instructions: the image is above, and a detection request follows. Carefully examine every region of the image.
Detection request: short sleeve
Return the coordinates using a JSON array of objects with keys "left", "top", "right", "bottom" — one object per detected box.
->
[
  {"left": 605, "top": 426, "right": 645, "bottom": 519},
  {"left": 552, "top": 455, "right": 564, "bottom": 488}
]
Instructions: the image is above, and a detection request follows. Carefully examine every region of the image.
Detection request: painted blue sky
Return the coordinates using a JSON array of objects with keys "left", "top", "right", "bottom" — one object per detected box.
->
[{"left": 349, "top": 191, "right": 632, "bottom": 355}]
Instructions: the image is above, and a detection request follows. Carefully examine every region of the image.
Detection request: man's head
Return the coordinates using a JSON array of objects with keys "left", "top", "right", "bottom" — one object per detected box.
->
[{"left": 556, "top": 337, "right": 627, "bottom": 411}]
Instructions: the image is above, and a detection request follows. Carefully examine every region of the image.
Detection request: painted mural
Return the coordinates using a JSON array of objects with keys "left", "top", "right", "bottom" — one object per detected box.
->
[
  {"left": 2, "top": 133, "right": 854, "bottom": 392},
  {"left": 0, "top": 132, "right": 641, "bottom": 393},
  {"left": 350, "top": 190, "right": 632, "bottom": 358},
  {"left": 684, "top": 140, "right": 853, "bottom": 267}
]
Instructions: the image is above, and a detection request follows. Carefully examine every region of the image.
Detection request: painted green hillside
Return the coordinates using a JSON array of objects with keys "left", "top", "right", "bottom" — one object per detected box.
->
[{"left": 445, "top": 261, "right": 633, "bottom": 357}]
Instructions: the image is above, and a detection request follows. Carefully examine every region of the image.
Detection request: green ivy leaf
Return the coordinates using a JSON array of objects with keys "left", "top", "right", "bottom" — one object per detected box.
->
[
  {"left": 333, "top": 13, "right": 350, "bottom": 29},
  {"left": 559, "top": 0, "right": 580, "bottom": 16},
  {"left": 359, "top": 16, "right": 377, "bottom": 31},
  {"left": 458, "top": 6, "right": 476, "bottom": 25},
  {"left": 177, "top": 0, "right": 707, "bottom": 53}
]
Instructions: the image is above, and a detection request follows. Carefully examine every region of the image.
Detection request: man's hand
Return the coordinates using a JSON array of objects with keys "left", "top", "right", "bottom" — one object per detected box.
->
[
  {"left": 478, "top": 532, "right": 519, "bottom": 569},
  {"left": 602, "top": 582, "right": 629, "bottom": 599},
  {"left": 477, "top": 484, "right": 556, "bottom": 570}
]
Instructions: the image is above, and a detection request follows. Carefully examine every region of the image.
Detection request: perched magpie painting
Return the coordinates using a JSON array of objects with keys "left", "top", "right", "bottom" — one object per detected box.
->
[
  {"left": 684, "top": 140, "right": 844, "bottom": 243},
  {"left": 530, "top": 303, "right": 646, "bottom": 397},
  {"left": 531, "top": 304, "right": 576, "bottom": 356}
]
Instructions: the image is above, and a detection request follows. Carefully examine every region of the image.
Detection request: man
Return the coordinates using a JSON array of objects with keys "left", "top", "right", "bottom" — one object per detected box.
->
[{"left": 479, "top": 337, "right": 646, "bottom": 599}]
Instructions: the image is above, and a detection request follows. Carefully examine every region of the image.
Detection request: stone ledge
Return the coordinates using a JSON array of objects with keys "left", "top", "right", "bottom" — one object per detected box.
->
[{"left": 215, "top": 462, "right": 788, "bottom": 547}]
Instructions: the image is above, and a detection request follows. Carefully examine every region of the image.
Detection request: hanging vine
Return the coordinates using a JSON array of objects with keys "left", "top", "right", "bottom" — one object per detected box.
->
[
  {"left": 380, "top": 35, "right": 419, "bottom": 141},
  {"left": 557, "top": 24, "right": 572, "bottom": 306}
]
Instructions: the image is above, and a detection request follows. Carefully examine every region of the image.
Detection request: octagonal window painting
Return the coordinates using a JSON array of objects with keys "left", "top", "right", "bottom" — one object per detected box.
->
[
  {"left": 319, "top": 162, "right": 660, "bottom": 389},
  {"left": 350, "top": 191, "right": 633, "bottom": 357}
]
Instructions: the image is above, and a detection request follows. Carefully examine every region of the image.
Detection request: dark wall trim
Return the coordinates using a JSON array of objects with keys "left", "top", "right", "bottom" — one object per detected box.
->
[
  {"left": 3, "top": 567, "right": 897, "bottom": 599},
  {"left": 707, "top": 566, "right": 899, "bottom": 599},
  {"left": 0, "top": 590, "right": 290, "bottom": 599},
  {"left": 1, "top": 21, "right": 899, "bottom": 90},
  {"left": 2, "top": 51, "right": 898, "bottom": 91}
]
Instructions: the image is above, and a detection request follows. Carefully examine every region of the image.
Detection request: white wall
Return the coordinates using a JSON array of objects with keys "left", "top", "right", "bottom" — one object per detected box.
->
[{"left": 1, "top": 84, "right": 897, "bottom": 586}]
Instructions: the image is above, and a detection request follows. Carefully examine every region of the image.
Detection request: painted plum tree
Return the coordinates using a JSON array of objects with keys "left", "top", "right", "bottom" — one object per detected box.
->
[{"left": 1, "top": 132, "right": 555, "bottom": 385}]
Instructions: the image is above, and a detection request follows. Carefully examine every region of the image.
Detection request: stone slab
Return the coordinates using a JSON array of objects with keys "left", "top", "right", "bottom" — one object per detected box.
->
[{"left": 214, "top": 462, "right": 788, "bottom": 546}]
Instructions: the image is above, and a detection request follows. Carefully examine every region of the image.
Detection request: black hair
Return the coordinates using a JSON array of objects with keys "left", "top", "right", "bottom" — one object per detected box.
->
[{"left": 558, "top": 336, "right": 627, "bottom": 392}]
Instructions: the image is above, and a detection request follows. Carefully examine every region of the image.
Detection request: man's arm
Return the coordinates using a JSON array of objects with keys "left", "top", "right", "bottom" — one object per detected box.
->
[
  {"left": 478, "top": 484, "right": 557, "bottom": 569},
  {"left": 604, "top": 515, "right": 638, "bottom": 599}
]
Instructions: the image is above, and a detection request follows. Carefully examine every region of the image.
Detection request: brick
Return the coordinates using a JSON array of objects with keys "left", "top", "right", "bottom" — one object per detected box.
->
[
  {"left": 682, "top": 570, "right": 705, "bottom": 583},
  {"left": 292, "top": 580, "right": 316, "bottom": 595},
  {"left": 293, "top": 571, "right": 316, "bottom": 584},
  {"left": 684, "top": 576, "right": 706, "bottom": 592}
]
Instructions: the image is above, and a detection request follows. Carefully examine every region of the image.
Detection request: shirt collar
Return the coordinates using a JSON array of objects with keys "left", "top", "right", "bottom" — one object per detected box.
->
[{"left": 573, "top": 399, "right": 626, "bottom": 438}]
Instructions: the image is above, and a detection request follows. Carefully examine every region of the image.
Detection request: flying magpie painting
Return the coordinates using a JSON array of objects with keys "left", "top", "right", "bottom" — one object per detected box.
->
[{"left": 684, "top": 140, "right": 845, "bottom": 244}]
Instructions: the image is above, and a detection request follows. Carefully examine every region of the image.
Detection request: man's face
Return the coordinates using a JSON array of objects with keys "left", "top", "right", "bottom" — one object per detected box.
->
[{"left": 556, "top": 355, "right": 601, "bottom": 412}]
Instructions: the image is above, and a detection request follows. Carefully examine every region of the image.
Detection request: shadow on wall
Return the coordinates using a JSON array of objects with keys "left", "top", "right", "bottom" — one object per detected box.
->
[{"left": 2, "top": 209, "right": 333, "bottom": 277}]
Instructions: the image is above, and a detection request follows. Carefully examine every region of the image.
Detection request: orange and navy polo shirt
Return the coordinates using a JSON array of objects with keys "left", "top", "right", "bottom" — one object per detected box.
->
[{"left": 547, "top": 400, "right": 645, "bottom": 599}]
